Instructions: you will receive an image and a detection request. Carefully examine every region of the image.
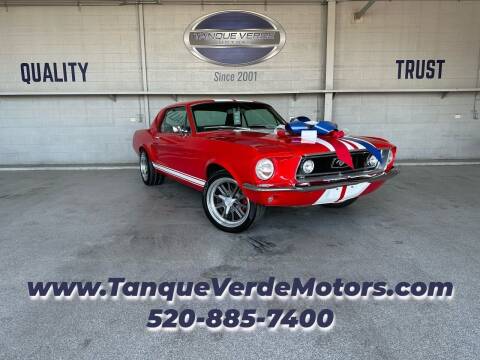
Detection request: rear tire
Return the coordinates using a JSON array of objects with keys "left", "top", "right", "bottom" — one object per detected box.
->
[
  {"left": 322, "top": 198, "right": 357, "bottom": 208},
  {"left": 202, "top": 170, "right": 264, "bottom": 233},
  {"left": 139, "top": 150, "right": 164, "bottom": 186}
]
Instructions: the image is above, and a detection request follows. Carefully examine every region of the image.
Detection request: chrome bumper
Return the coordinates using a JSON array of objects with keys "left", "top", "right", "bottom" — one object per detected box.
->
[{"left": 243, "top": 168, "right": 398, "bottom": 192}]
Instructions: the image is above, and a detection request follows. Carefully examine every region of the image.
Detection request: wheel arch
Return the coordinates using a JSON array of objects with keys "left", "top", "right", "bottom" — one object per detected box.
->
[
  {"left": 205, "top": 160, "right": 241, "bottom": 183},
  {"left": 138, "top": 145, "right": 154, "bottom": 160},
  {"left": 206, "top": 163, "right": 228, "bottom": 178}
]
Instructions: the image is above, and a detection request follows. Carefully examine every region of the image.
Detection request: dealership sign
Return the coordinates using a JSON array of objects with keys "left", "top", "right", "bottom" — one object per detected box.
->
[{"left": 184, "top": 10, "right": 286, "bottom": 66}]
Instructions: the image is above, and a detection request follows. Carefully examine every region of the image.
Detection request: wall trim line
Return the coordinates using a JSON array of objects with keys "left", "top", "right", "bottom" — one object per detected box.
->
[{"left": 1, "top": 161, "right": 479, "bottom": 171}]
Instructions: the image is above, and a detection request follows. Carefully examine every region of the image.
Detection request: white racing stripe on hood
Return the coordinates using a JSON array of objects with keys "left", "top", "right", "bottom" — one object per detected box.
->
[
  {"left": 315, "top": 138, "right": 335, "bottom": 152},
  {"left": 339, "top": 139, "right": 355, "bottom": 150},
  {"left": 344, "top": 137, "right": 367, "bottom": 150}
]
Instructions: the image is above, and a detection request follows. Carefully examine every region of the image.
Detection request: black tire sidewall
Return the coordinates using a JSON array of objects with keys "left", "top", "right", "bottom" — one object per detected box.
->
[{"left": 140, "top": 150, "right": 163, "bottom": 186}]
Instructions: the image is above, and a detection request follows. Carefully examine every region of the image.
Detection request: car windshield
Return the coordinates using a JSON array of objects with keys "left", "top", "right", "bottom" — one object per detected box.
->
[{"left": 191, "top": 102, "right": 286, "bottom": 132}]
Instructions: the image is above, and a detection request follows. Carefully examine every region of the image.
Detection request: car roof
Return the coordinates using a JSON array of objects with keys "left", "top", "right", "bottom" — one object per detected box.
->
[{"left": 165, "top": 99, "right": 266, "bottom": 108}]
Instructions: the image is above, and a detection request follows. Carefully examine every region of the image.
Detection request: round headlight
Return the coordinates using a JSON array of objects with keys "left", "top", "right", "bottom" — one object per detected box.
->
[
  {"left": 366, "top": 155, "right": 379, "bottom": 169},
  {"left": 302, "top": 159, "right": 315, "bottom": 174},
  {"left": 255, "top": 159, "right": 274, "bottom": 180}
]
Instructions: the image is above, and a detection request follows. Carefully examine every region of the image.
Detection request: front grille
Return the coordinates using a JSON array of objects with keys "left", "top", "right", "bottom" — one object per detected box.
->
[{"left": 297, "top": 150, "right": 377, "bottom": 180}]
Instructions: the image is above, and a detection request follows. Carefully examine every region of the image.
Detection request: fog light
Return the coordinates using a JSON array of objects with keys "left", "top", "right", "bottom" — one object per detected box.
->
[
  {"left": 366, "top": 155, "right": 379, "bottom": 168},
  {"left": 302, "top": 159, "right": 315, "bottom": 174}
]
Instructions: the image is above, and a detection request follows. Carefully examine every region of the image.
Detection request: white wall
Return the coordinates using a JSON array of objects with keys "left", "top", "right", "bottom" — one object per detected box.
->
[
  {"left": 333, "top": 1, "right": 480, "bottom": 159},
  {"left": 334, "top": 93, "right": 479, "bottom": 160},
  {"left": 0, "top": 6, "right": 142, "bottom": 92},
  {"left": 334, "top": 0, "right": 480, "bottom": 89},
  {"left": 0, "top": 96, "right": 145, "bottom": 164},
  {"left": 0, "top": 1, "right": 479, "bottom": 164},
  {"left": 0, "top": 6, "right": 145, "bottom": 164}
]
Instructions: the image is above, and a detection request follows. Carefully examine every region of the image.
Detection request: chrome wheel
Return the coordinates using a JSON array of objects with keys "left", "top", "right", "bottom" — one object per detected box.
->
[
  {"left": 206, "top": 177, "right": 250, "bottom": 228},
  {"left": 140, "top": 152, "right": 149, "bottom": 181}
]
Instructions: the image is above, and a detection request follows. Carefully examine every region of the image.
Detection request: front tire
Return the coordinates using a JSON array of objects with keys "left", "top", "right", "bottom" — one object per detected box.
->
[
  {"left": 322, "top": 198, "right": 357, "bottom": 208},
  {"left": 202, "top": 171, "right": 264, "bottom": 233},
  {"left": 139, "top": 150, "right": 164, "bottom": 186}
]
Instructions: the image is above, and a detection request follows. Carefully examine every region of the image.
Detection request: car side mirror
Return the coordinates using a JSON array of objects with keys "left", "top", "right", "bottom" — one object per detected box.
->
[{"left": 172, "top": 125, "right": 190, "bottom": 135}]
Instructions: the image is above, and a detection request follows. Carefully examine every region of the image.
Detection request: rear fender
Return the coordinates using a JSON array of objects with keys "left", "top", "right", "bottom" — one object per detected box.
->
[{"left": 132, "top": 129, "right": 153, "bottom": 156}]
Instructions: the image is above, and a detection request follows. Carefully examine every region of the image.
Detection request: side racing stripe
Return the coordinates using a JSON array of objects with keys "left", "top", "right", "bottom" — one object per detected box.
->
[{"left": 152, "top": 162, "right": 206, "bottom": 187}]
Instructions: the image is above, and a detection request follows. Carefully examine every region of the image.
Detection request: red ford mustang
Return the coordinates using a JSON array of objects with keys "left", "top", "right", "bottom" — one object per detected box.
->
[{"left": 133, "top": 100, "right": 397, "bottom": 232}]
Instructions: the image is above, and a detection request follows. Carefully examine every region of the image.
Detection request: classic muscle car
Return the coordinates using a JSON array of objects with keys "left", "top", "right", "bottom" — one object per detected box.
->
[{"left": 133, "top": 100, "right": 397, "bottom": 232}]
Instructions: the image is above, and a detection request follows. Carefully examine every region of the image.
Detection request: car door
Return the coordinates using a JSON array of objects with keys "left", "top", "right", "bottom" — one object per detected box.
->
[{"left": 151, "top": 106, "right": 191, "bottom": 176}]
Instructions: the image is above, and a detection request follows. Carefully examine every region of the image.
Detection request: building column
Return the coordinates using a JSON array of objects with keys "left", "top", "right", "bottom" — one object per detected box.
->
[
  {"left": 324, "top": 0, "right": 336, "bottom": 121},
  {"left": 138, "top": 4, "right": 150, "bottom": 125}
]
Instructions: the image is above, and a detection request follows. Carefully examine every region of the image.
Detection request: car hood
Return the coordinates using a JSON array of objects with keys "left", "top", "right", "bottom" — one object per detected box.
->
[{"left": 199, "top": 129, "right": 391, "bottom": 157}]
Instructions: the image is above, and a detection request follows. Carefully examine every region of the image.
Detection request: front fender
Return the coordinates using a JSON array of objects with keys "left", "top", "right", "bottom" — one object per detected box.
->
[{"left": 205, "top": 158, "right": 245, "bottom": 185}]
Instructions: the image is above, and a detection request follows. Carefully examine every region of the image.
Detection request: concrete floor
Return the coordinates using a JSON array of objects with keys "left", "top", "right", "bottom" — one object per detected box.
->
[{"left": 0, "top": 166, "right": 479, "bottom": 359}]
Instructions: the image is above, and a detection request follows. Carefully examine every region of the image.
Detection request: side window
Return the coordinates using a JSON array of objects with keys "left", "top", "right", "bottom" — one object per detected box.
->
[{"left": 160, "top": 107, "right": 189, "bottom": 134}]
